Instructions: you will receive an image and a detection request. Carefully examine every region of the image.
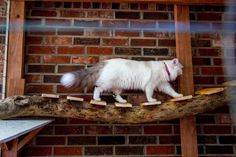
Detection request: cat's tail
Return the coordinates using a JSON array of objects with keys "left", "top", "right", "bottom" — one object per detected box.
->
[{"left": 60, "top": 62, "right": 106, "bottom": 89}]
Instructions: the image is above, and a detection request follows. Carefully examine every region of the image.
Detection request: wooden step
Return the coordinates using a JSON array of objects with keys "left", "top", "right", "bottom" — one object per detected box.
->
[
  {"left": 169, "top": 95, "right": 193, "bottom": 102},
  {"left": 115, "top": 102, "right": 132, "bottom": 108},
  {"left": 41, "top": 93, "right": 60, "bottom": 99},
  {"left": 90, "top": 100, "right": 107, "bottom": 106},
  {"left": 67, "top": 96, "right": 84, "bottom": 102},
  {"left": 140, "top": 101, "right": 161, "bottom": 106},
  {"left": 195, "top": 88, "right": 224, "bottom": 95}
]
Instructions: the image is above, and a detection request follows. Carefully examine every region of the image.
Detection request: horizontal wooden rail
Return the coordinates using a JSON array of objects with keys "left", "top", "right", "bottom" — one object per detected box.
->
[{"left": 13, "top": 0, "right": 236, "bottom": 5}]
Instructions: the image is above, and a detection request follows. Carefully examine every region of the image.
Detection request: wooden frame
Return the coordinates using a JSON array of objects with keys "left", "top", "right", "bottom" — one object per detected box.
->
[{"left": 5, "top": 0, "right": 231, "bottom": 157}]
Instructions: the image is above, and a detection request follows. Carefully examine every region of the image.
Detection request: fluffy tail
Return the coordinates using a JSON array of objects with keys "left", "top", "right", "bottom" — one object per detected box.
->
[{"left": 60, "top": 62, "right": 105, "bottom": 89}]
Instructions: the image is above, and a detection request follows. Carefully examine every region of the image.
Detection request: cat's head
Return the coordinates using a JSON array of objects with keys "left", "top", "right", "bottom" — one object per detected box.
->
[{"left": 169, "top": 58, "right": 183, "bottom": 80}]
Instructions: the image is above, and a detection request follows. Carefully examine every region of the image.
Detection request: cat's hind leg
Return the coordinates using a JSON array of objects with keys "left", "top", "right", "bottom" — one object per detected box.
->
[
  {"left": 112, "top": 88, "right": 127, "bottom": 103},
  {"left": 93, "top": 86, "right": 103, "bottom": 101}
]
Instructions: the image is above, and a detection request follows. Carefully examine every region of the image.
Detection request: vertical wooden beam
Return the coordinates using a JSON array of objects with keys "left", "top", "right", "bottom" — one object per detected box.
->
[
  {"left": 174, "top": 5, "right": 198, "bottom": 157},
  {"left": 6, "top": 0, "right": 25, "bottom": 96},
  {"left": 2, "top": 138, "right": 18, "bottom": 157}
]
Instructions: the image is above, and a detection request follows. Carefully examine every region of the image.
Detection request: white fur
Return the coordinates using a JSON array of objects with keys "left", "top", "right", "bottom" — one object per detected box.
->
[
  {"left": 60, "top": 73, "right": 76, "bottom": 88},
  {"left": 93, "top": 58, "right": 183, "bottom": 103}
]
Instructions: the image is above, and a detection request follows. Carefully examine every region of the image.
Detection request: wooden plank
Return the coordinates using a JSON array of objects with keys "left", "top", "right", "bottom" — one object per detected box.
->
[
  {"left": 6, "top": 0, "right": 25, "bottom": 97},
  {"left": 16, "top": 0, "right": 236, "bottom": 5},
  {"left": 195, "top": 88, "right": 225, "bottom": 95},
  {"left": 41, "top": 93, "right": 60, "bottom": 98},
  {"left": 115, "top": 102, "right": 132, "bottom": 108},
  {"left": 174, "top": 5, "right": 198, "bottom": 157},
  {"left": 67, "top": 96, "right": 84, "bottom": 102},
  {"left": 90, "top": 100, "right": 107, "bottom": 106},
  {"left": 2, "top": 138, "right": 18, "bottom": 157},
  {"left": 140, "top": 101, "right": 161, "bottom": 106},
  {"left": 169, "top": 95, "right": 193, "bottom": 102},
  {"left": 17, "top": 127, "right": 43, "bottom": 151}
]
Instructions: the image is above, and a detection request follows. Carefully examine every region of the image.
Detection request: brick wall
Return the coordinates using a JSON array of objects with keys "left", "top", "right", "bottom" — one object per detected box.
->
[
  {"left": 12, "top": 2, "right": 236, "bottom": 156},
  {"left": 0, "top": 1, "right": 6, "bottom": 97}
]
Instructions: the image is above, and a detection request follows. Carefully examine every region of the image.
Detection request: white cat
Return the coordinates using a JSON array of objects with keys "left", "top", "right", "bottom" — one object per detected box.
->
[{"left": 60, "top": 58, "right": 183, "bottom": 103}]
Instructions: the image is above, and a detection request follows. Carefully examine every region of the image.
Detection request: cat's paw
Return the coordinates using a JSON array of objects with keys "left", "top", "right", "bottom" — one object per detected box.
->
[
  {"left": 147, "top": 98, "right": 157, "bottom": 102},
  {"left": 93, "top": 97, "right": 101, "bottom": 101}
]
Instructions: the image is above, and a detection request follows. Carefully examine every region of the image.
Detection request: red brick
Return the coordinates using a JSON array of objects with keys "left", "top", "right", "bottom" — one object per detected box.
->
[
  {"left": 31, "top": 10, "right": 57, "bottom": 17},
  {"left": 72, "top": 56, "right": 99, "bottom": 64},
  {"left": 85, "top": 126, "right": 112, "bottom": 134},
  {"left": 85, "top": 29, "right": 111, "bottom": 37},
  {"left": 54, "top": 147, "right": 82, "bottom": 155},
  {"left": 194, "top": 76, "right": 215, "bottom": 84},
  {"left": 55, "top": 126, "right": 83, "bottom": 135},
  {"left": 87, "top": 11, "right": 113, "bottom": 18},
  {"left": 158, "top": 39, "right": 175, "bottom": 47},
  {"left": 201, "top": 67, "right": 224, "bottom": 75},
  {"left": 27, "top": 65, "right": 55, "bottom": 73},
  {"left": 28, "top": 46, "right": 56, "bottom": 54},
  {"left": 143, "top": 12, "right": 169, "bottom": 20},
  {"left": 36, "top": 136, "right": 66, "bottom": 145},
  {"left": 43, "top": 56, "right": 70, "bottom": 64},
  {"left": 26, "top": 85, "right": 53, "bottom": 93},
  {"left": 74, "top": 38, "right": 100, "bottom": 45},
  {"left": 26, "top": 36, "right": 43, "bottom": 44},
  {"left": 116, "top": 11, "right": 140, "bottom": 19},
  {"left": 216, "top": 115, "right": 232, "bottom": 124},
  {"left": 115, "top": 30, "right": 140, "bottom": 37},
  {"left": 45, "top": 19, "right": 71, "bottom": 26},
  {"left": 102, "top": 20, "right": 129, "bottom": 28},
  {"left": 44, "top": 37, "right": 72, "bottom": 45},
  {"left": 198, "top": 48, "right": 221, "bottom": 57},
  {"left": 57, "top": 85, "right": 83, "bottom": 93},
  {"left": 144, "top": 125, "right": 172, "bottom": 134},
  {"left": 57, "top": 65, "right": 84, "bottom": 73},
  {"left": 58, "top": 46, "right": 84, "bottom": 54},
  {"left": 193, "top": 58, "right": 211, "bottom": 65},
  {"left": 57, "top": 28, "right": 83, "bottom": 35},
  {"left": 131, "top": 39, "right": 156, "bottom": 46},
  {"left": 28, "top": 27, "right": 56, "bottom": 35},
  {"left": 102, "top": 38, "right": 128, "bottom": 46},
  {"left": 213, "top": 58, "right": 222, "bottom": 65},
  {"left": 87, "top": 47, "right": 113, "bottom": 55},
  {"left": 25, "top": 75, "right": 42, "bottom": 83},
  {"left": 114, "top": 126, "right": 142, "bottom": 134},
  {"left": 197, "top": 13, "right": 222, "bottom": 21},
  {"left": 25, "top": 55, "right": 41, "bottom": 63},
  {"left": 130, "top": 21, "right": 156, "bottom": 28},
  {"left": 159, "top": 136, "right": 181, "bottom": 144},
  {"left": 60, "top": 10, "right": 85, "bottom": 18},
  {"left": 203, "top": 126, "right": 231, "bottom": 134},
  {"left": 146, "top": 146, "right": 175, "bottom": 155},
  {"left": 22, "top": 147, "right": 52, "bottom": 156}
]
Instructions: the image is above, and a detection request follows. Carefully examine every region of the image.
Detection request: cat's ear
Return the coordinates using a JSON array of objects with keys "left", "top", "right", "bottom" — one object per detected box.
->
[{"left": 172, "top": 58, "right": 179, "bottom": 65}]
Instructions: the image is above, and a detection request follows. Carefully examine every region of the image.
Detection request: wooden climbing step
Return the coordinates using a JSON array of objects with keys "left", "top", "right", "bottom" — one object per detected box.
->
[
  {"left": 115, "top": 102, "right": 132, "bottom": 108},
  {"left": 90, "top": 100, "right": 107, "bottom": 106},
  {"left": 169, "top": 95, "right": 193, "bottom": 102},
  {"left": 67, "top": 96, "right": 84, "bottom": 102},
  {"left": 223, "top": 80, "right": 236, "bottom": 86},
  {"left": 41, "top": 93, "right": 60, "bottom": 98},
  {"left": 140, "top": 101, "right": 162, "bottom": 106},
  {"left": 195, "top": 88, "right": 225, "bottom": 95}
]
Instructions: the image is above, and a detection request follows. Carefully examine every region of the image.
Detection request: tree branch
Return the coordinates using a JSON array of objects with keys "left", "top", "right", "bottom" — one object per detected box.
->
[{"left": 0, "top": 92, "right": 229, "bottom": 123}]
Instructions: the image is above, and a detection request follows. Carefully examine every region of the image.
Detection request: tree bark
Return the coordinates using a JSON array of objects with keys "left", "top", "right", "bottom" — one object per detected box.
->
[{"left": 0, "top": 92, "right": 229, "bottom": 123}]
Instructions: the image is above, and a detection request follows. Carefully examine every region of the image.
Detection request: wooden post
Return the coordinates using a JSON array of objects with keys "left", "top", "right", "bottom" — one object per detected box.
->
[
  {"left": 174, "top": 5, "right": 198, "bottom": 157},
  {"left": 6, "top": 0, "right": 25, "bottom": 96}
]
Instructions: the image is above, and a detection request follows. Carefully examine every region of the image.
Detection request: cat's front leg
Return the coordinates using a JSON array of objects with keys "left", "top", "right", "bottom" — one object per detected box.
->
[
  {"left": 93, "top": 86, "right": 103, "bottom": 101},
  {"left": 158, "top": 82, "right": 183, "bottom": 98},
  {"left": 145, "top": 84, "right": 157, "bottom": 102}
]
